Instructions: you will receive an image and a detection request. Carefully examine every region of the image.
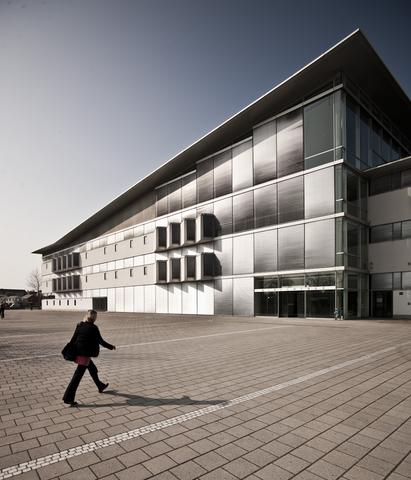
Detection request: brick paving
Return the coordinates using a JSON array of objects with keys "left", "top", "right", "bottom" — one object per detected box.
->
[{"left": 0, "top": 311, "right": 410, "bottom": 479}]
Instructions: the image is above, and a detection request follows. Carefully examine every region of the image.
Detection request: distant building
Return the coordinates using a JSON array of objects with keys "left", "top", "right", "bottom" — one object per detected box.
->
[{"left": 34, "top": 30, "right": 411, "bottom": 319}]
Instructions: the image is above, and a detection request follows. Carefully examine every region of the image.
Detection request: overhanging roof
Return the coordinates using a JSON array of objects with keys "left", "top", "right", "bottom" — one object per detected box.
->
[{"left": 33, "top": 29, "right": 411, "bottom": 255}]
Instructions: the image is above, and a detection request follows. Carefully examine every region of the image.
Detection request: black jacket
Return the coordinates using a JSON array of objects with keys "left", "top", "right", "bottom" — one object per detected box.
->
[{"left": 70, "top": 321, "right": 114, "bottom": 357}]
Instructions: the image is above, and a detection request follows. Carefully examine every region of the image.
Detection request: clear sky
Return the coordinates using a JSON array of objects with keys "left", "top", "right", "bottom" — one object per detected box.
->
[{"left": 0, "top": 0, "right": 410, "bottom": 289}]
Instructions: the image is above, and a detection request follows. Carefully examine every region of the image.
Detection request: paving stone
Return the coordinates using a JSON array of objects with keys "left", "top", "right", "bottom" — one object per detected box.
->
[
  {"left": 308, "top": 459, "right": 346, "bottom": 480},
  {"left": 115, "top": 464, "right": 152, "bottom": 480},
  {"left": 37, "top": 459, "right": 72, "bottom": 480},
  {"left": 90, "top": 458, "right": 124, "bottom": 477},
  {"left": 275, "top": 454, "right": 310, "bottom": 474},
  {"left": 169, "top": 460, "right": 207, "bottom": 480},
  {"left": 59, "top": 467, "right": 96, "bottom": 480},
  {"left": 143, "top": 454, "right": 177, "bottom": 475},
  {"left": 255, "top": 463, "right": 293, "bottom": 480}
]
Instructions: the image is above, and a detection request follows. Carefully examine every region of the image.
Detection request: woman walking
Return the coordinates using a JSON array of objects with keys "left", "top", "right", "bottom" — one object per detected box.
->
[{"left": 63, "top": 309, "right": 116, "bottom": 406}]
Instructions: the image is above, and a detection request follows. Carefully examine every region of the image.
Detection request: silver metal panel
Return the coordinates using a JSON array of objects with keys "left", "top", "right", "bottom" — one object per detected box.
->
[
  {"left": 233, "top": 234, "right": 254, "bottom": 275},
  {"left": 182, "top": 282, "right": 197, "bottom": 314},
  {"left": 304, "top": 167, "right": 335, "bottom": 218},
  {"left": 233, "top": 191, "right": 254, "bottom": 233},
  {"left": 168, "top": 179, "right": 182, "bottom": 213},
  {"left": 197, "top": 157, "right": 214, "bottom": 203},
  {"left": 278, "top": 224, "right": 304, "bottom": 270},
  {"left": 214, "top": 279, "right": 233, "bottom": 315},
  {"left": 254, "top": 229, "right": 277, "bottom": 273},
  {"left": 214, "top": 238, "right": 233, "bottom": 276},
  {"left": 232, "top": 140, "right": 253, "bottom": 191},
  {"left": 108, "top": 288, "right": 115, "bottom": 311},
  {"left": 278, "top": 176, "right": 304, "bottom": 224},
  {"left": 305, "top": 219, "right": 335, "bottom": 268},
  {"left": 253, "top": 120, "right": 277, "bottom": 184},
  {"left": 134, "top": 286, "right": 144, "bottom": 312},
  {"left": 144, "top": 285, "right": 156, "bottom": 313},
  {"left": 233, "top": 277, "right": 254, "bottom": 316},
  {"left": 124, "top": 286, "right": 134, "bottom": 312},
  {"left": 168, "top": 284, "right": 182, "bottom": 314},
  {"left": 155, "top": 285, "right": 168, "bottom": 313},
  {"left": 182, "top": 173, "right": 197, "bottom": 208},
  {"left": 214, "top": 150, "right": 232, "bottom": 197},
  {"left": 197, "top": 282, "right": 214, "bottom": 315},
  {"left": 214, "top": 197, "right": 233, "bottom": 236},
  {"left": 254, "top": 183, "right": 277, "bottom": 228},
  {"left": 115, "top": 287, "right": 125, "bottom": 312},
  {"left": 277, "top": 108, "right": 303, "bottom": 177}
]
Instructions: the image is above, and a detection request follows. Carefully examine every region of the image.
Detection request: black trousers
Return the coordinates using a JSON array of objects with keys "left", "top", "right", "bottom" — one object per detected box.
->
[{"left": 63, "top": 360, "right": 104, "bottom": 402}]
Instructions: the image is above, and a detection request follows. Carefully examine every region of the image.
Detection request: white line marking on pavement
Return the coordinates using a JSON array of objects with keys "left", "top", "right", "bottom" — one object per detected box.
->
[
  {"left": 0, "top": 325, "right": 291, "bottom": 363},
  {"left": 0, "top": 341, "right": 408, "bottom": 479}
]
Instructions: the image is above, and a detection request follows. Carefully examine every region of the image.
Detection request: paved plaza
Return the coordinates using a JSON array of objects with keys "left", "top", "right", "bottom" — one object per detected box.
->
[{"left": 0, "top": 311, "right": 410, "bottom": 480}]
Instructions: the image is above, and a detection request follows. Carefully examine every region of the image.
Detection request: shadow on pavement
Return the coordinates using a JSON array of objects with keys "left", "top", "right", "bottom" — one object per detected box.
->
[{"left": 78, "top": 390, "right": 227, "bottom": 408}]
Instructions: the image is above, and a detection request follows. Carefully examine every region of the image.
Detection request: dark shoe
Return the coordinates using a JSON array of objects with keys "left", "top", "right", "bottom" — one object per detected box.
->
[
  {"left": 64, "top": 401, "right": 78, "bottom": 407},
  {"left": 99, "top": 383, "right": 109, "bottom": 393}
]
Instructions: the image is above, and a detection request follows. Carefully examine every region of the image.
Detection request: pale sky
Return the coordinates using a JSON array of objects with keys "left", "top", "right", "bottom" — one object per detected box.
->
[{"left": 0, "top": 0, "right": 410, "bottom": 289}]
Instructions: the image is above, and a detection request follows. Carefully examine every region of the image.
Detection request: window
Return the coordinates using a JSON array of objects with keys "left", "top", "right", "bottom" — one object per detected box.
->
[
  {"left": 156, "top": 185, "right": 168, "bottom": 216},
  {"left": 74, "top": 300, "right": 76, "bottom": 306},
  {"left": 233, "top": 191, "right": 254, "bottom": 233},
  {"left": 402, "top": 220, "right": 411, "bottom": 239},
  {"left": 182, "top": 172, "right": 196, "bottom": 208},
  {"left": 157, "top": 261, "right": 167, "bottom": 282},
  {"left": 114, "top": 244, "right": 117, "bottom": 252},
  {"left": 46, "top": 281, "right": 48, "bottom": 288},
  {"left": 214, "top": 150, "right": 232, "bottom": 197},
  {"left": 370, "top": 224, "right": 393, "bottom": 243},
  {"left": 85, "top": 276, "right": 88, "bottom": 283},
  {"left": 371, "top": 273, "right": 392, "bottom": 290},
  {"left": 85, "top": 252, "right": 88, "bottom": 259},
  {"left": 278, "top": 225, "right": 304, "bottom": 270},
  {"left": 253, "top": 120, "right": 276, "bottom": 184},
  {"left": 114, "top": 271, "right": 118, "bottom": 279},
  {"left": 170, "top": 223, "right": 181, "bottom": 245},
  {"left": 214, "top": 197, "right": 232, "bottom": 236},
  {"left": 104, "top": 273, "right": 107, "bottom": 280},
  {"left": 143, "top": 236, "right": 147, "bottom": 245},
  {"left": 197, "top": 157, "right": 214, "bottom": 203},
  {"left": 278, "top": 176, "right": 304, "bottom": 224},
  {"left": 186, "top": 256, "right": 196, "bottom": 279},
  {"left": 346, "top": 97, "right": 357, "bottom": 167},
  {"left": 53, "top": 300, "right": 55, "bottom": 306},
  {"left": 305, "top": 219, "right": 335, "bottom": 268},
  {"left": 184, "top": 218, "right": 196, "bottom": 243},
  {"left": 129, "top": 240, "right": 133, "bottom": 248},
  {"left": 129, "top": 269, "right": 133, "bottom": 277},
  {"left": 157, "top": 227, "right": 167, "bottom": 248},
  {"left": 254, "top": 184, "right": 277, "bottom": 228},
  {"left": 277, "top": 108, "right": 303, "bottom": 177},
  {"left": 233, "top": 234, "right": 254, "bottom": 274},
  {"left": 46, "top": 264, "right": 48, "bottom": 270},
  {"left": 171, "top": 258, "right": 181, "bottom": 281},
  {"left": 254, "top": 229, "right": 277, "bottom": 273},
  {"left": 46, "top": 301, "right": 48, "bottom": 306},
  {"left": 168, "top": 179, "right": 182, "bottom": 213},
  {"left": 232, "top": 140, "right": 253, "bottom": 191},
  {"left": 67, "top": 300, "right": 69, "bottom": 306},
  {"left": 304, "top": 167, "right": 334, "bottom": 219},
  {"left": 143, "top": 266, "right": 147, "bottom": 275},
  {"left": 59, "top": 300, "right": 61, "bottom": 306},
  {"left": 304, "top": 95, "right": 334, "bottom": 168},
  {"left": 403, "top": 272, "right": 411, "bottom": 289}
]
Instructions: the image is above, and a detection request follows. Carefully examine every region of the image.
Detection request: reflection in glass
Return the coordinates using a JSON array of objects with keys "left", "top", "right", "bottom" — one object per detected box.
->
[
  {"left": 277, "top": 108, "right": 303, "bottom": 177},
  {"left": 346, "top": 96, "right": 357, "bottom": 167},
  {"left": 278, "top": 225, "right": 304, "bottom": 270},
  {"left": 371, "top": 273, "right": 392, "bottom": 290},
  {"left": 197, "top": 158, "right": 214, "bottom": 203},
  {"left": 233, "top": 191, "right": 254, "bottom": 233},
  {"left": 214, "top": 197, "right": 233, "bottom": 236},
  {"left": 253, "top": 120, "right": 276, "bottom": 184},
  {"left": 304, "top": 95, "right": 334, "bottom": 168},
  {"left": 254, "top": 292, "right": 277, "bottom": 316},
  {"left": 254, "top": 276, "right": 278, "bottom": 289},
  {"left": 156, "top": 185, "right": 168, "bottom": 216},
  {"left": 254, "top": 229, "right": 277, "bottom": 273},
  {"left": 233, "top": 234, "right": 254, "bottom": 274},
  {"left": 278, "top": 176, "right": 304, "bottom": 224},
  {"left": 306, "top": 291, "right": 334, "bottom": 317},
  {"left": 168, "top": 179, "right": 182, "bottom": 213},
  {"left": 254, "top": 184, "right": 277, "bottom": 228},
  {"left": 214, "top": 150, "right": 232, "bottom": 198},
  {"left": 370, "top": 224, "right": 392, "bottom": 243},
  {"left": 304, "top": 167, "right": 334, "bottom": 219},
  {"left": 232, "top": 140, "right": 253, "bottom": 191},
  {"left": 305, "top": 219, "right": 335, "bottom": 268},
  {"left": 182, "top": 173, "right": 196, "bottom": 208}
]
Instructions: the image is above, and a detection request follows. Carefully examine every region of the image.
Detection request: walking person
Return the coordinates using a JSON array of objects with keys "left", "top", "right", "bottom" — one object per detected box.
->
[{"left": 63, "top": 309, "right": 115, "bottom": 406}]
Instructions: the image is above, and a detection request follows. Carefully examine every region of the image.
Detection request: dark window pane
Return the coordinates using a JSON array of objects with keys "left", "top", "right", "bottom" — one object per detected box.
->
[
  {"left": 346, "top": 97, "right": 357, "bottom": 167},
  {"left": 278, "top": 176, "right": 304, "bottom": 224},
  {"left": 232, "top": 140, "right": 253, "bottom": 191},
  {"left": 233, "top": 191, "right": 254, "bottom": 233},
  {"left": 202, "top": 253, "right": 217, "bottom": 277},
  {"left": 306, "top": 273, "right": 335, "bottom": 286},
  {"left": 254, "top": 292, "right": 278, "bottom": 316},
  {"left": 402, "top": 169, "right": 411, "bottom": 188},
  {"left": 281, "top": 275, "right": 304, "bottom": 287},
  {"left": 156, "top": 186, "right": 168, "bottom": 216},
  {"left": 158, "top": 261, "right": 167, "bottom": 282},
  {"left": 197, "top": 158, "right": 214, "bottom": 203},
  {"left": 370, "top": 175, "right": 391, "bottom": 195},
  {"left": 184, "top": 218, "right": 196, "bottom": 243},
  {"left": 305, "top": 219, "right": 335, "bottom": 268},
  {"left": 347, "top": 171, "right": 360, "bottom": 217},
  {"left": 347, "top": 222, "right": 360, "bottom": 268},
  {"left": 214, "top": 150, "right": 232, "bottom": 197},
  {"left": 382, "top": 131, "right": 391, "bottom": 163},
  {"left": 278, "top": 225, "right": 304, "bottom": 270},
  {"left": 370, "top": 224, "right": 392, "bottom": 243},
  {"left": 402, "top": 220, "right": 411, "bottom": 239},
  {"left": 402, "top": 272, "right": 411, "bottom": 289},
  {"left": 254, "top": 229, "right": 277, "bottom": 273},
  {"left": 254, "top": 276, "right": 278, "bottom": 288},
  {"left": 214, "top": 197, "right": 232, "bottom": 236},
  {"left": 186, "top": 256, "right": 196, "bottom": 279},
  {"left": 360, "top": 110, "right": 370, "bottom": 167},
  {"left": 254, "top": 184, "right": 277, "bottom": 228},
  {"left": 182, "top": 173, "right": 196, "bottom": 208},
  {"left": 168, "top": 179, "right": 182, "bottom": 213},
  {"left": 277, "top": 108, "right": 303, "bottom": 177},
  {"left": 171, "top": 258, "right": 181, "bottom": 281},
  {"left": 371, "top": 121, "right": 383, "bottom": 166},
  {"left": 253, "top": 120, "right": 276, "bottom": 184},
  {"left": 170, "top": 223, "right": 181, "bottom": 245},
  {"left": 202, "top": 214, "right": 216, "bottom": 238},
  {"left": 157, "top": 227, "right": 167, "bottom": 248},
  {"left": 371, "top": 273, "right": 392, "bottom": 290},
  {"left": 306, "top": 291, "right": 334, "bottom": 317},
  {"left": 304, "top": 95, "right": 334, "bottom": 168}
]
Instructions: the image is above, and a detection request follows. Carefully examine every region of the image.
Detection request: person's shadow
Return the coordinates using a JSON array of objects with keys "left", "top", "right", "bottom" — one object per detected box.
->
[{"left": 78, "top": 390, "right": 227, "bottom": 408}]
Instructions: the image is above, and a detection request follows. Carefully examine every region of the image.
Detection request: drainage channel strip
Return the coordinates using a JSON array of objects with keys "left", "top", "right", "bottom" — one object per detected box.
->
[{"left": 0, "top": 341, "right": 409, "bottom": 479}]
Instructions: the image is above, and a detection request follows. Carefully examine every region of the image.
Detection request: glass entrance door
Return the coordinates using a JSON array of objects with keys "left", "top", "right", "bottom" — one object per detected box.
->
[
  {"left": 279, "top": 291, "right": 304, "bottom": 317},
  {"left": 372, "top": 291, "right": 392, "bottom": 318}
]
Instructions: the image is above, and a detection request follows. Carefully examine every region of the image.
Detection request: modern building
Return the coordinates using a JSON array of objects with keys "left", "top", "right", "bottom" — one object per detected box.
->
[{"left": 33, "top": 30, "right": 411, "bottom": 319}]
